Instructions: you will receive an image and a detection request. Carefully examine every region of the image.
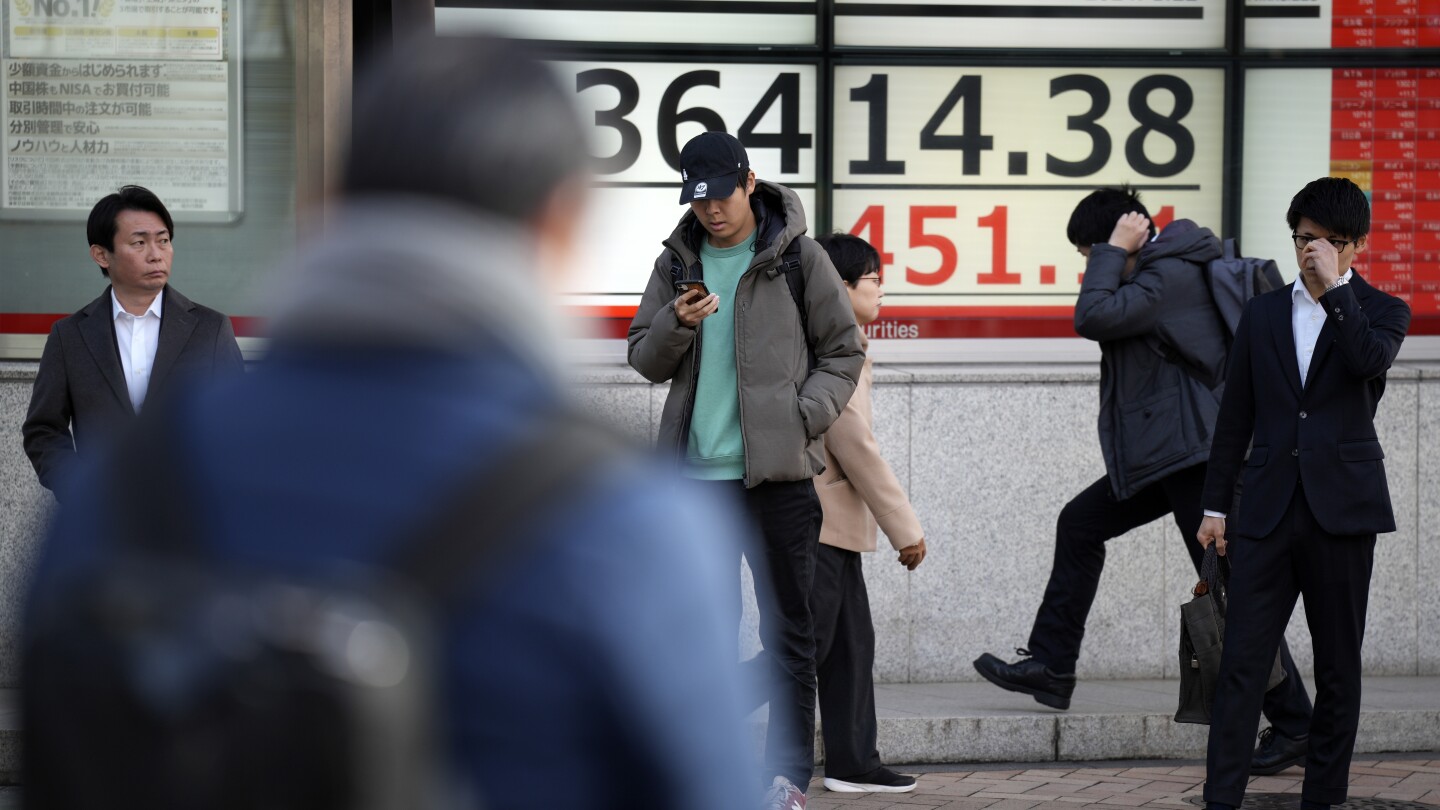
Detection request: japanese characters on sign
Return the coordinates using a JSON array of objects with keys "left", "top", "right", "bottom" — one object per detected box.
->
[
  {"left": 2, "top": 58, "right": 230, "bottom": 212},
  {"left": 1245, "top": 0, "right": 1440, "bottom": 49},
  {"left": 1242, "top": 68, "right": 1440, "bottom": 323},
  {"left": 6, "top": 0, "right": 224, "bottom": 61}
]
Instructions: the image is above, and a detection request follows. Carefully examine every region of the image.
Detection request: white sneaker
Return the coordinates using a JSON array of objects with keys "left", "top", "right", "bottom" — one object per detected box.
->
[{"left": 762, "top": 775, "right": 807, "bottom": 809}]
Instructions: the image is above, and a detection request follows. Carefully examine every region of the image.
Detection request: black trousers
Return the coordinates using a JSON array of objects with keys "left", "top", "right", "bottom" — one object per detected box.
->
[
  {"left": 1204, "top": 483, "right": 1376, "bottom": 807},
  {"left": 810, "top": 543, "right": 882, "bottom": 779},
  {"left": 1027, "top": 463, "right": 1312, "bottom": 737},
  {"left": 696, "top": 478, "right": 822, "bottom": 790}
]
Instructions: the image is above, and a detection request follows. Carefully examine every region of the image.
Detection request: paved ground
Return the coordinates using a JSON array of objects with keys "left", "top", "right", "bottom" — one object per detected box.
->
[
  {"left": 806, "top": 756, "right": 1440, "bottom": 809},
  {"left": 863, "top": 677, "right": 1440, "bottom": 763}
]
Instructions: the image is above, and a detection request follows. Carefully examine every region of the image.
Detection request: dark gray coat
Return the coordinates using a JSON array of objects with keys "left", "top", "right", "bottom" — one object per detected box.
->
[
  {"left": 627, "top": 181, "right": 863, "bottom": 486},
  {"left": 22, "top": 285, "right": 244, "bottom": 495},
  {"left": 1074, "top": 220, "right": 1225, "bottom": 500}
]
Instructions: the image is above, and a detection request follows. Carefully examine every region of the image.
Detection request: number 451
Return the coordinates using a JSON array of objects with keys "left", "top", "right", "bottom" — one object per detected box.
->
[{"left": 851, "top": 203, "right": 1174, "bottom": 287}]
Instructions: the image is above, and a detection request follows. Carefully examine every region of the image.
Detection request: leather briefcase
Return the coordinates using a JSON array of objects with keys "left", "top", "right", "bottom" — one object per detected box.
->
[{"left": 1176, "top": 544, "right": 1286, "bottom": 724}]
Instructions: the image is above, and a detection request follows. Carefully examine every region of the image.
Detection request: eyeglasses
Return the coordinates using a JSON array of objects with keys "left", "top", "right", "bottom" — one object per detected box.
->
[
  {"left": 857, "top": 274, "right": 882, "bottom": 287},
  {"left": 1291, "top": 233, "right": 1358, "bottom": 252}
]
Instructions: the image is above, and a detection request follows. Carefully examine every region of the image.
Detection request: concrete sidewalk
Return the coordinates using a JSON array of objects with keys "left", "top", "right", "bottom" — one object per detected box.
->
[
  {"left": 807, "top": 755, "right": 1440, "bottom": 809},
  {"left": 0, "top": 676, "right": 1435, "bottom": 784},
  {"left": 865, "top": 676, "right": 1440, "bottom": 764}
]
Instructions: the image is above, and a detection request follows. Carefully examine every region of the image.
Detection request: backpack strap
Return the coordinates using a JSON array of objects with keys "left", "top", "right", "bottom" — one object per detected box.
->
[
  {"left": 779, "top": 238, "right": 807, "bottom": 337},
  {"left": 778, "top": 238, "right": 818, "bottom": 371},
  {"left": 113, "top": 402, "right": 622, "bottom": 603},
  {"left": 394, "top": 417, "right": 621, "bottom": 601}
]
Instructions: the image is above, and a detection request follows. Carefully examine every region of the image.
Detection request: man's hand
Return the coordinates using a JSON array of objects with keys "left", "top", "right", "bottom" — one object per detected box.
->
[
  {"left": 898, "top": 538, "right": 926, "bottom": 570},
  {"left": 1108, "top": 211, "right": 1151, "bottom": 254},
  {"left": 674, "top": 290, "right": 719, "bottom": 328},
  {"left": 1197, "top": 515, "right": 1227, "bottom": 557},
  {"left": 1300, "top": 238, "right": 1343, "bottom": 290}
]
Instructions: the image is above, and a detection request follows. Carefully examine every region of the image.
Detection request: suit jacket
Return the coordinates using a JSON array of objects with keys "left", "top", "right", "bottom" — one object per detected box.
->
[
  {"left": 816, "top": 339, "right": 923, "bottom": 554},
  {"left": 1202, "top": 273, "right": 1410, "bottom": 538},
  {"left": 22, "top": 285, "right": 244, "bottom": 494}
]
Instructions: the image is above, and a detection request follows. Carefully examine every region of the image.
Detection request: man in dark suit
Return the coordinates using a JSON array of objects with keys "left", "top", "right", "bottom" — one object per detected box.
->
[
  {"left": 22, "top": 185, "right": 244, "bottom": 497},
  {"left": 1198, "top": 176, "right": 1410, "bottom": 810}
]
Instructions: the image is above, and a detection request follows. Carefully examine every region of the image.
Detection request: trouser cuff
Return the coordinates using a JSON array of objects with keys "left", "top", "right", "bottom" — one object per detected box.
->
[
  {"left": 1302, "top": 785, "right": 1348, "bottom": 806},
  {"left": 1202, "top": 784, "right": 1245, "bottom": 807}
]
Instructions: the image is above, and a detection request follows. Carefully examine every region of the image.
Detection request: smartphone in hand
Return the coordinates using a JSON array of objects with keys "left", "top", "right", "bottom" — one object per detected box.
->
[{"left": 674, "top": 279, "right": 710, "bottom": 303}]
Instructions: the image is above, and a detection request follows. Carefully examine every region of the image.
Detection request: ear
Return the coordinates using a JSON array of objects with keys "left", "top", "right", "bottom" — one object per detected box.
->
[
  {"left": 89, "top": 244, "right": 110, "bottom": 271},
  {"left": 529, "top": 175, "right": 588, "bottom": 291},
  {"left": 1352, "top": 236, "right": 1366, "bottom": 256},
  {"left": 744, "top": 170, "right": 756, "bottom": 195}
]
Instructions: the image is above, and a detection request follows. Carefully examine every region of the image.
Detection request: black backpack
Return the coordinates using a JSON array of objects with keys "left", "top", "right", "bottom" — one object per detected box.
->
[
  {"left": 1206, "top": 238, "right": 1285, "bottom": 336},
  {"left": 1154, "top": 238, "right": 1284, "bottom": 389},
  {"left": 22, "top": 414, "right": 614, "bottom": 810}
]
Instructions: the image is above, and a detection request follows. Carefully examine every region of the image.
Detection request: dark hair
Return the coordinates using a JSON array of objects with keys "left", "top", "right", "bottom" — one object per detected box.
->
[
  {"left": 1066, "top": 185, "right": 1154, "bottom": 247},
  {"left": 87, "top": 185, "right": 174, "bottom": 277},
  {"left": 815, "top": 232, "right": 879, "bottom": 287},
  {"left": 1286, "top": 176, "right": 1370, "bottom": 239},
  {"left": 342, "top": 35, "right": 589, "bottom": 222}
]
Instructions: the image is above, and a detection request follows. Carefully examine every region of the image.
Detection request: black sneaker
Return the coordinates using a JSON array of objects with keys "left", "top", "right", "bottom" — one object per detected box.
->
[
  {"left": 1251, "top": 726, "right": 1308, "bottom": 775},
  {"left": 973, "top": 648, "right": 1077, "bottom": 710},
  {"left": 823, "top": 766, "right": 917, "bottom": 793}
]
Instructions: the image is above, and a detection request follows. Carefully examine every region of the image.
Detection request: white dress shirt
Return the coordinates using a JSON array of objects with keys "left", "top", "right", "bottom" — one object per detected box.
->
[
  {"left": 1292, "top": 269, "right": 1352, "bottom": 387},
  {"left": 1204, "top": 269, "right": 1353, "bottom": 520},
  {"left": 111, "top": 290, "right": 163, "bottom": 412}
]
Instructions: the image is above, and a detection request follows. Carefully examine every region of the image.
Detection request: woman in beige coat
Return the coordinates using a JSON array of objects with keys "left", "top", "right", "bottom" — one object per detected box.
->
[{"left": 811, "top": 233, "right": 927, "bottom": 794}]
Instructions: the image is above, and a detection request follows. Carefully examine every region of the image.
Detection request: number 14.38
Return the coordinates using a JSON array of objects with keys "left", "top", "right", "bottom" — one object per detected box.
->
[{"left": 847, "top": 72, "right": 1197, "bottom": 179}]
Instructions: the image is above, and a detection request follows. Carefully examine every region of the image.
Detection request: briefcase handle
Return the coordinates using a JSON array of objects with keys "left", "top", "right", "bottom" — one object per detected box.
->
[{"left": 1192, "top": 543, "right": 1230, "bottom": 599}]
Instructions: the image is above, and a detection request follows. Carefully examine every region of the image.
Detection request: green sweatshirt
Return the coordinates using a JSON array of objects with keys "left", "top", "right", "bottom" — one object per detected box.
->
[{"left": 685, "top": 230, "right": 756, "bottom": 480}]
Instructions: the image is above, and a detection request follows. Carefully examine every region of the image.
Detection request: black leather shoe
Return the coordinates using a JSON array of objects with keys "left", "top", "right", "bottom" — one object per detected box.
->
[
  {"left": 973, "top": 649, "right": 1076, "bottom": 710},
  {"left": 1251, "top": 726, "right": 1308, "bottom": 775}
]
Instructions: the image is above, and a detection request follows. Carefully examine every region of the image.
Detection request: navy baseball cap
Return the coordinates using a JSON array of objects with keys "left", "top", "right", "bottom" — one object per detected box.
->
[{"left": 678, "top": 131, "right": 749, "bottom": 205}]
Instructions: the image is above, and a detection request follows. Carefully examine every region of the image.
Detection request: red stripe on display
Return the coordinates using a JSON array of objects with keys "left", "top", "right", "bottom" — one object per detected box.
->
[{"left": 1, "top": 314, "right": 266, "bottom": 338}]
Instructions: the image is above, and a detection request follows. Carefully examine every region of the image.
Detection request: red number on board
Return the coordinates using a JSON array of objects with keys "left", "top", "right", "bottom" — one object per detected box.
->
[
  {"left": 907, "top": 206, "right": 958, "bottom": 286},
  {"left": 848, "top": 205, "right": 895, "bottom": 269},
  {"left": 976, "top": 205, "right": 1021, "bottom": 284}
]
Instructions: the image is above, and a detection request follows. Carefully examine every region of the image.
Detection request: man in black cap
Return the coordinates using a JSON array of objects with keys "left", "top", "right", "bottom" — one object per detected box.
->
[{"left": 629, "top": 131, "right": 864, "bottom": 808}]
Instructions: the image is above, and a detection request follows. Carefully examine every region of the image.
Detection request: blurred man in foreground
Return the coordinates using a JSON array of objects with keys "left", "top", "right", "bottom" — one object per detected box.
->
[{"left": 23, "top": 36, "right": 755, "bottom": 810}]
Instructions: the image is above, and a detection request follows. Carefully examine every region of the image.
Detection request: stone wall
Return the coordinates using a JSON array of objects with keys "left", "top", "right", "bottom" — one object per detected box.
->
[{"left": 2, "top": 360, "right": 1436, "bottom": 688}]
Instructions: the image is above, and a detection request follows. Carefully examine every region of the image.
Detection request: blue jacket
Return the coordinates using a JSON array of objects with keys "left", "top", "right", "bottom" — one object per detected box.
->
[{"left": 28, "top": 201, "right": 758, "bottom": 810}]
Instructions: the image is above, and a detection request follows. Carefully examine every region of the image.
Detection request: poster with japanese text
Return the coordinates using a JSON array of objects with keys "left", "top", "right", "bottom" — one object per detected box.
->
[
  {"left": 1245, "top": 0, "right": 1440, "bottom": 49},
  {"left": 2, "top": 57, "right": 234, "bottom": 215},
  {"left": 6, "top": 0, "right": 223, "bottom": 61},
  {"left": 1242, "top": 68, "right": 1440, "bottom": 332}
]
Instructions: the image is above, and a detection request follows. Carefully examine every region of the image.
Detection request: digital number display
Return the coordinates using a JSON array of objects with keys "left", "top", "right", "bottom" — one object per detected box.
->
[
  {"left": 832, "top": 66, "right": 1224, "bottom": 338},
  {"left": 1242, "top": 68, "right": 1440, "bottom": 330},
  {"left": 551, "top": 61, "right": 819, "bottom": 335},
  {"left": 834, "top": 0, "right": 1226, "bottom": 49},
  {"left": 436, "top": 1, "right": 818, "bottom": 46},
  {"left": 1245, "top": 0, "right": 1440, "bottom": 49}
]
